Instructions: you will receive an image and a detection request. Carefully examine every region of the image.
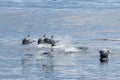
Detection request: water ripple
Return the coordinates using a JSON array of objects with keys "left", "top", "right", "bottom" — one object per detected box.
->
[{"left": 0, "top": 0, "right": 120, "bottom": 9}]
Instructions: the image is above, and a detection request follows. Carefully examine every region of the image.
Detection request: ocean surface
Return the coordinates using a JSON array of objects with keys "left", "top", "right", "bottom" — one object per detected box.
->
[{"left": 0, "top": 0, "right": 120, "bottom": 80}]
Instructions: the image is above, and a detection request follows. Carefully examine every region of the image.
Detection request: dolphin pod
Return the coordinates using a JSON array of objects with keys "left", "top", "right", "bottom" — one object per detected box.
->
[
  {"left": 22, "top": 34, "right": 59, "bottom": 46},
  {"left": 37, "top": 35, "right": 59, "bottom": 46},
  {"left": 22, "top": 35, "right": 112, "bottom": 63}
]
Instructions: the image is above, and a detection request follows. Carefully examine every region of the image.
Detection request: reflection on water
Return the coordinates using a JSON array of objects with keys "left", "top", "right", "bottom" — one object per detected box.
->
[
  {"left": 100, "top": 60, "right": 109, "bottom": 65},
  {"left": 21, "top": 48, "right": 55, "bottom": 79},
  {"left": 37, "top": 51, "right": 54, "bottom": 72},
  {"left": 20, "top": 45, "right": 102, "bottom": 80}
]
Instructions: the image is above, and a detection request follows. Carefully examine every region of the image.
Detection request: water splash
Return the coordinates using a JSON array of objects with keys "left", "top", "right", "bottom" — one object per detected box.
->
[
  {"left": 23, "top": 35, "right": 84, "bottom": 53},
  {"left": 64, "top": 47, "right": 79, "bottom": 53}
]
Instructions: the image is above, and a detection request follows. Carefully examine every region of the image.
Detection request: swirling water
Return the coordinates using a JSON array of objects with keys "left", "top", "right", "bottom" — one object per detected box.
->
[{"left": 0, "top": 0, "right": 120, "bottom": 80}]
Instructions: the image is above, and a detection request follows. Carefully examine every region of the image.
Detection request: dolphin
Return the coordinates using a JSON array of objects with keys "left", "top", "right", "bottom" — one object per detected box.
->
[{"left": 22, "top": 35, "right": 35, "bottom": 45}]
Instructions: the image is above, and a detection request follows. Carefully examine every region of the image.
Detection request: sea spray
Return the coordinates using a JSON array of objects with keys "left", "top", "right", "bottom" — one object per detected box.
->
[{"left": 55, "top": 35, "right": 81, "bottom": 52}]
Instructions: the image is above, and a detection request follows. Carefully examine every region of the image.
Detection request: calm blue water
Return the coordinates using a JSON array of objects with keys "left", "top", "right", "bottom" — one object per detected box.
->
[{"left": 0, "top": 0, "right": 120, "bottom": 80}]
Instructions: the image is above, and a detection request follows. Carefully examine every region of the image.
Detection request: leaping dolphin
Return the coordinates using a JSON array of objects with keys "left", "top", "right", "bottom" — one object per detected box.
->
[{"left": 22, "top": 35, "right": 35, "bottom": 45}]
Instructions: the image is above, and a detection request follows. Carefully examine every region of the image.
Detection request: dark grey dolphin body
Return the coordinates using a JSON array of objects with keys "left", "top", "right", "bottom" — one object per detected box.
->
[
  {"left": 38, "top": 34, "right": 46, "bottom": 44},
  {"left": 38, "top": 35, "right": 59, "bottom": 47},
  {"left": 99, "top": 49, "right": 111, "bottom": 62},
  {"left": 45, "top": 35, "right": 59, "bottom": 46},
  {"left": 38, "top": 38, "right": 44, "bottom": 44},
  {"left": 47, "top": 38, "right": 57, "bottom": 46},
  {"left": 43, "top": 38, "right": 50, "bottom": 44},
  {"left": 22, "top": 35, "right": 35, "bottom": 45}
]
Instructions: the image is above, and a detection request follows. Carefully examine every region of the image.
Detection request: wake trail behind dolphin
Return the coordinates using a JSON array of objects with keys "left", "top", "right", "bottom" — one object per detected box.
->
[{"left": 37, "top": 36, "right": 82, "bottom": 53}]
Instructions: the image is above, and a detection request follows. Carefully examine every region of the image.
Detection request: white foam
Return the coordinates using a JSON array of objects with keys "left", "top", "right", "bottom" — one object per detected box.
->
[
  {"left": 37, "top": 44, "right": 51, "bottom": 48},
  {"left": 36, "top": 35, "right": 82, "bottom": 53},
  {"left": 55, "top": 41, "right": 80, "bottom": 53},
  {"left": 64, "top": 47, "right": 79, "bottom": 53}
]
